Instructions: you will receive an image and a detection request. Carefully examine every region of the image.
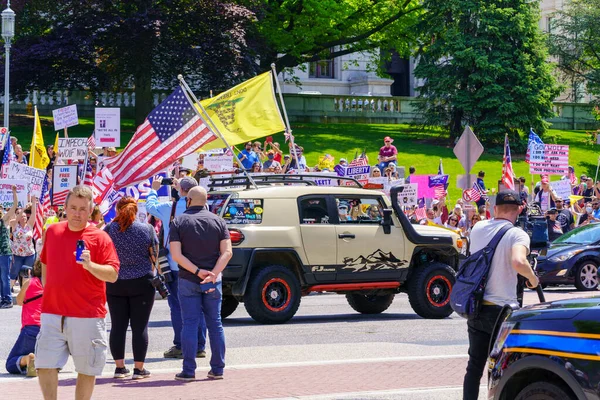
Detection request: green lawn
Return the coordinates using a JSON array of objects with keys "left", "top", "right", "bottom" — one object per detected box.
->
[{"left": 10, "top": 116, "right": 599, "bottom": 200}]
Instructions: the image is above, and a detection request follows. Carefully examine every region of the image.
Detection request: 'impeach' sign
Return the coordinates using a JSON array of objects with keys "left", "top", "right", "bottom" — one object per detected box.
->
[{"left": 58, "top": 137, "right": 87, "bottom": 161}]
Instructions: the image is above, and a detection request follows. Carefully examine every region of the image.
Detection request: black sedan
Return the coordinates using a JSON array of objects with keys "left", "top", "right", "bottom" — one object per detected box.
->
[{"left": 535, "top": 224, "right": 600, "bottom": 291}]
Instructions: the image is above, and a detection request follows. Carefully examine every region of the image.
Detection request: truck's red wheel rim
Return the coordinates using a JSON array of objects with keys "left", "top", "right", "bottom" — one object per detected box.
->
[
  {"left": 262, "top": 278, "right": 292, "bottom": 312},
  {"left": 426, "top": 275, "right": 452, "bottom": 307}
]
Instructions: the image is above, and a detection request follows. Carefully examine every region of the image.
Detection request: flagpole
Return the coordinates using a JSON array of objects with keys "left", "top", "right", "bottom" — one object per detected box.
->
[
  {"left": 595, "top": 155, "right": 600, "bottom": 183},
  {"left": 30, "top": 106, "right": 37, "bottom": 167},
  {"left": 270, "top": 64, "right": 300, "bottom": 170},
  {"left": 177, "top": 75, "right": 258, "bottom": 190}
]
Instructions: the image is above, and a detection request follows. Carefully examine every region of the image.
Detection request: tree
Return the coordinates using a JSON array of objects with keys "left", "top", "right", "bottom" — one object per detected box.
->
[
  {"left": 252, "top": 0, "right": 423, "bottom": 72},
  {"left": 6, "top": 0, "right": 258, "bottom": 125},
  {"left": 413, "top": 0, "right": 560, "bottom": 145},
  {"left": 547, "top": 0, "right": 600, "bottom": 101}
]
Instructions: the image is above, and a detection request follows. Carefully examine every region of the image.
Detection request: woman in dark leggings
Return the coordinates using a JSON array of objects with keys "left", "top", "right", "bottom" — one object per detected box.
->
[{"left": 105, "top": 197, "right": 158, "bottom": 380}]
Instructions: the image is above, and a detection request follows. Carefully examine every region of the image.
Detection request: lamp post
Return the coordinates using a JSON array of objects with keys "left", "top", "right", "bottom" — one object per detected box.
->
[{"left": 2, "top": 1, "right": 14, "bottom": 129}]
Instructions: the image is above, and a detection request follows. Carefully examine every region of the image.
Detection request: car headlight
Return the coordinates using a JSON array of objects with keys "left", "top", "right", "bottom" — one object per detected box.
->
[
  {"left": 548, "top": 249, "right": 584, "bottom": 263},
  {"left": 490, "top": 322, "right": 516, "bottom": 358}
]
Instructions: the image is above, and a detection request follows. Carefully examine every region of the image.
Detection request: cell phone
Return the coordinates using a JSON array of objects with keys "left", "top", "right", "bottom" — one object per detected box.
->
[
  {"left": 199, "top": 281, "right": 217, "bottom": 293},
  {"left": 161, "top": 178, "right": 174, "bottom": 186},
  {"left": 76, "top": 240, "right": 86, "bottom": 262},
  {"left": 265, "top": 136, "right": 273, "bottom": 144}
]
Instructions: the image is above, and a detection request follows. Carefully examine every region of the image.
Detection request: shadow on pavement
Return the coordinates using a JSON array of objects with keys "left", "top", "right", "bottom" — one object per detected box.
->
[{"left": 223, "top": 312, "right": 424, "bottom": 326}]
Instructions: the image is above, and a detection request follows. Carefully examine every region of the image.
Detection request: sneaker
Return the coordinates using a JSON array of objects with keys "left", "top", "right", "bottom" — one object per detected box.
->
[
  {"left": 163, "top": 346, "right": 183, "bottom": 359},
  {"left": 26, "top": 355, "right": 36, "bottom": 378},
  {"left": 174, "top": 372, "right": 195, "bottom": 382},
  {"left": 113, "top": 367, "right": 131, "bottom": 379},
  {"left": 196, "top": 350, "right": 206, "bottom": 358},
  {"left": 0, "top": 301, "right": 13, "bottom": 309},
  {"left": 207, "top": 370, "right": 223, "bottom": 380},
  {"left": 132, "top": 368, "right": 151, "bottom": 380}
]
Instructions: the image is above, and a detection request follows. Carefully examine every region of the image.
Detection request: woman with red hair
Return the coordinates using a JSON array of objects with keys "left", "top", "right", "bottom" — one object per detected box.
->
[{"left": 104, "top": 197, "right": 158, "bottom": 380}]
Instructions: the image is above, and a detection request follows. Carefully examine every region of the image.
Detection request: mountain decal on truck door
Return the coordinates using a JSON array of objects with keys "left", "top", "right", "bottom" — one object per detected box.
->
[{"left": 341, "top": 249, "right": 407, "bottom": 272}]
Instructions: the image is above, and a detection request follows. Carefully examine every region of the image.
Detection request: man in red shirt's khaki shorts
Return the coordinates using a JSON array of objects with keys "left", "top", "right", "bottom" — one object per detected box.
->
[{"left": 36, "top": 186, "right": 120, "bottom": 400}]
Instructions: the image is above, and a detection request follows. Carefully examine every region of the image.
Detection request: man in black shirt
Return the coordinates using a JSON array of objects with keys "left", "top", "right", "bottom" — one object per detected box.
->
[
  {"left": 555, "top": 197, "right": 574, "bottom": 233},
  {"left": 169, "top": 186, "right": 232, "bottom": 381}
]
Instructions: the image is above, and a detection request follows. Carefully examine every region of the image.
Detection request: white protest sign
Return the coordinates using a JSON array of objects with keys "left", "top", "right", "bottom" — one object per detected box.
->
[
  {"left": 52, "top": 165, "right": 78, "bottom": 205},
  {"left": 303, "top": 173, "right": 339, "bottom": 187},
  {"left": 368, "top": 177, "right": 405, "bottom": 197},
  {"left": 52, "top": 105, "right": 79, "bottom": 131},
  {"left": 0, "top": 179, "right": 27, "bottom": 209},
  {"left": 344, "top": 165, "right": 371, "bottom": 178},
  {"left": 7, "top": 162, "right": 46, "bottom": 198},
  {"left": 204, "top": 155, "right": 234, "bottom": 172},
  {"left": 528, "top": 143, "right": 545, "bottom": 163},
  {"left": 529, "top": 144, "right": 569, "bottom": 175},
  {"left": 95, "top": 108, "right": 121, "bottom": 146},
  {"left": 551, "top": 179, "right": 572, "bottom": 201},
  {"left": 137, "top": 200, "right": 147, "bottom": 223},
  {"left": 181, "top": 153, "right": 198, "bottom": 171},
  {"left": 395, "top": 183, "right": 418, "bottom": 206},
  {"left": 58, "top": 137, "right": 87, "bottom": 161}
]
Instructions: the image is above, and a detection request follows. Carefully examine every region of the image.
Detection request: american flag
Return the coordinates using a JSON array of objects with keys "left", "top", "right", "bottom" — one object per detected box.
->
[
  {"left": 87, "top": 134, "right": 96, "bottom": 149},
  {"left": 52, "top": 188, "right": 69, "bottom": 206},
  {"left": 34, "top": 175, "right": 49, "bottom": 241},
  {"left": 83, "top": 157, "right": 94, "bottom": 186},
  {"left": 92, "top": 167, "right": 115, "bottom": 204},
  {"left": 525, "top": 129, "right": 544, "bottom": 164},
  {"left": 414, "top": 207, "right": 427, "bottom": 221},
  {"left": 103, "top": 86, "right": 217, "bottom": 189},
  {"left": 434, "top": 185, "right": 447, "bottom": 199},
  {"left": 1, "top": 133, "right": 12, "bottom": 166},
  {"left": 284, "top": 128, "right": 294, "bottom": 143},
  {"left": 464, "top": 182, "right": 482, "bottom": 202},
  {"left": 349, "top": 157, "right": 369, "bottom": 167},
  {"left": 502, "top": 134, "right": 515, "bottom": 190}
]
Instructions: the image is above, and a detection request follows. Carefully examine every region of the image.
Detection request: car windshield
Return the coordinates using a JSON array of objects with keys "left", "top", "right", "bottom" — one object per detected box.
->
[{"left": 554, "top": 224, "right": 600, "bottom": 245}]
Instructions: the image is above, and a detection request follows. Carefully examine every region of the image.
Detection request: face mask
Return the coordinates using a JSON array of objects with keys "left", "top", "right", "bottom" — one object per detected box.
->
[
  {"left": 339, "top": 208, "right": 347, "bottom": 216},
  {"left": 268, "top": 154, "right": 274, "bottom": 159},
  {"left": 587, "top": 207, "right": 593, "bottom": 213}
]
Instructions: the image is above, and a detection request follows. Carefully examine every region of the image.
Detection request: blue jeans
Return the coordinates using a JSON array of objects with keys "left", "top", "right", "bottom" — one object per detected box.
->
[
  {"left": 178, "top": 278, "right": 225, "bottom": 376},
  {"left": 6, "top": 325, "right": 40, "bottom": 374},
  {"left": 0, "top": 255, "right": 11, "bottom": 303},
  {"left": 378, "top": 161, "right": 393, "bottom": 172},
  {"left": 166, "top": 270, "right": 206, "bottom": 350},
  {"left": 11, "top": 255, "right": 35, "bottom": 280}
]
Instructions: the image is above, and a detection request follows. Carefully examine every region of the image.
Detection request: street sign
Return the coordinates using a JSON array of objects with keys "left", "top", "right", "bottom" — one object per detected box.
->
[
  {"left": 453, "top": 126, "right": 484, "bottom": 173},
  {"left": 456, "top": 174, "right": 476, "bottom": 190}
]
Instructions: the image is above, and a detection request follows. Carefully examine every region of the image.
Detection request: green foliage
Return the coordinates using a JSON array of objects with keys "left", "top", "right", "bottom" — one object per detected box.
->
[
  {"left": 547, "top": 0, "right": 600, "bottom": 101},
  {"left": 413, "top": 0, "right": 561, "bottom": 145}
]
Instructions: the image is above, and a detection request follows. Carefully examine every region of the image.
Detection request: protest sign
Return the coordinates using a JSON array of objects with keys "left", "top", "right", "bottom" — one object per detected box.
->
[
  {"left": 204, "top": 155, "right": 234, "bottom": 172},
  {"left": 52, "top": 165, "right": 78, "bottom": 205},
  {"left": 95, "top": 108, "right": 121, "bottom": 146},
  {"left": 120, "top": 173, "right": 169, "bottom": 200},
  {"left": 7, "top": 162, "right": 46, "bottom": 198},
  {"left": 529, "top": 145, "right": 569, "bottom": 175},
  {"left": 181, "top": 153, "right": 198, "bottom": 171},
  {"left": 367, "top": 177, "right": 405, "bottom": 197},
  {"left": 528, "top": 143, "right": 545, "bottom": 163},
  {"left": 395, "top": 184, "right": 418, "bottom": 206},
  {"left": 0, "top": 180, "right": 27, "bottom": 209},
  {"left": 137, "top": 200, "right": 147, "bottom": 223},
  {"left": 551, "top": 179, "right": 572, "bottom": 201},
  {"left": 303, "top": 173, "right": 339, "bottom": 187},
  {"left": 343, "top": 165, "right": 371, "bottom": 178},
  {"left": 411, "top": 175, "right": 436, "bottom": 199},
  {"left": 429, "top": 175, "right": 449, "bottom": 187},
  {"left": 58, "top": 137, "right": 87, "bottom": 161},
  {"left": 317, "top": 155, "right": 335, "bottom": 171},
  {"left": 52, "top": 105, "right": 79, "bottom": 131},
  {"left": 0, "top": 127, "right": 7, "bottom": 151}
]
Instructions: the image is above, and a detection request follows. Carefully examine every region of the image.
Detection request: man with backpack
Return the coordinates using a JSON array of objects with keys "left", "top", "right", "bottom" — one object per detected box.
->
[{"left": 461, "top": 190, "right": 539, "bottom": 400}]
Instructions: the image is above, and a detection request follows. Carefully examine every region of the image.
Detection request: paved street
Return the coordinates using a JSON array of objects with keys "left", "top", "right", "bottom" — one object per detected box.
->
[{"left": 0, "top": 287, "right": 595, "bottom": 399}]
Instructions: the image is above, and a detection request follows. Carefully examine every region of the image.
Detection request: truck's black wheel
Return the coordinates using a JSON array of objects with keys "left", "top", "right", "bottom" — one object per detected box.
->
[
  {"left": 407, "top": 262, "right": 455, "bottom": 319},
  {"left": 221, "top": 296, "right": 239, "bottom": 319},
  {"left": 244, "top": 265, "right": 301, "bottom": 324},
  {"left": 346, "top": 293, "right": 395, "bottom": 314},
  {"left": 515, "top": 381, "right": 575, "bottom": 400}
]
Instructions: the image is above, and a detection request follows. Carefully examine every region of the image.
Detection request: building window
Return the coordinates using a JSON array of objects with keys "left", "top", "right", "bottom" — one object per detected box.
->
[
  {"left": 309, "top": 54, "right": 335, "bottom": 79},
  {"left": 546, "top": 17, "right": 553, "bottom": 33}
]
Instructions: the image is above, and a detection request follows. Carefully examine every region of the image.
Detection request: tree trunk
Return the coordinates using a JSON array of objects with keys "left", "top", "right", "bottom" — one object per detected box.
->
[
  {"left": 134, "top": 68, "right": 153, "bottom": 127},
  {"left": 450, "top": 109, "right": 463, "bottom": 141}
]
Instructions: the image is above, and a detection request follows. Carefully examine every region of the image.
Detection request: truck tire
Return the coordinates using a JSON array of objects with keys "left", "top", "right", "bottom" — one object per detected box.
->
[
  {"left": 244, "top": 265, "right": 301, "bottom": 324},
  {"left": 346, "top": 293, "right": 394, "bottom": 314},
  {"left": 221, "top": 296, "right": 239, "bottom": 319},
  {"left": 515, "top": 381, "right": 575, "bottom": 400},
  {"left": 407, "top": 262, "right": 455, "bottom": 319}
]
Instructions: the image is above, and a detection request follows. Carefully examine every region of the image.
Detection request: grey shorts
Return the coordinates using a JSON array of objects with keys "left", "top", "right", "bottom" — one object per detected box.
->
[{"left": 35, "top": 313, "right": 108, "bottom": 376}]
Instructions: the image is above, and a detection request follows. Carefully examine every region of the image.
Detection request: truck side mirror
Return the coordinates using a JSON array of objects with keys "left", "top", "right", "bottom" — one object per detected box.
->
[{"left": 381, "top": 208, "right": 393, "bottom": 234}]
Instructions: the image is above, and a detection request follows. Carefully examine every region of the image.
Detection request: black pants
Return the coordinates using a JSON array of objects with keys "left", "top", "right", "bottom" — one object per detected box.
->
[
  {"left": 463, "top": 305, "right": 503, "bottom": 400},
  {"left": 107, "top": 274, "right": 155, "bottom": 362}
]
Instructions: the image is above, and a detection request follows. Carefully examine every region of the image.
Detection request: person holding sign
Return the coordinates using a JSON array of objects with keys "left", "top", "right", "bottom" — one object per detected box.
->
[
  {"left": 10, "top": 200, "right": 37, "bottom": 292},
  {"left": 0, "top": 186, "right": 18, "bottom": 309}
]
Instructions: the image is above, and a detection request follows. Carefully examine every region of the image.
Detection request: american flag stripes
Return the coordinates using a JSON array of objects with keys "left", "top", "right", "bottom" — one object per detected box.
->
[
  {"left": 349, "top": 157, "right": 369, "bottom": 167},
  {"left": 87, "top": 134, "right": 96, "bottom": 149},
  {"left": 92, "top": 167, "right": 115, "bottom": 204},
  {"left": 34, "top": 176, "right": 49, "bottom": 241},
  {"left": 83, "top": 157, "right": 94, "bottom": 187},
  {"left": 1, "top": 133, "right": 11, "bottom": 166},
  {"left": 525, "top": 129, "right": 544, "bottom": 164},
  {"left": 414, "top": 207, "right": 427, "bottom": 221},
  {"left": 464, "top": 182, "right": 482, "bottom": 202},
  {"left": 502, "top": 135, "right": 515, "bottom": 190},
  {"left": 434, "top": 185, "right": 447, "bottom": 199},
  {"left": 52, "top": 189, "right": 68, "bottom": 206},
  {"left": 103, "top": 87, "right": 217, "bottom": 189}
]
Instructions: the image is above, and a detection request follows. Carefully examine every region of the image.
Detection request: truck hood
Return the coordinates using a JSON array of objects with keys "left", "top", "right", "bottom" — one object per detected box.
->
[{"left": 413, "top": 224, "right": 458, "bottom": 238}]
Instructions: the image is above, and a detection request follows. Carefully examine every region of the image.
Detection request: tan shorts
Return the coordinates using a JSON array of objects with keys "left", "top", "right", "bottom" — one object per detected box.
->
[{"left": 35, "top": 313, "right": 107, "bottom": 376}]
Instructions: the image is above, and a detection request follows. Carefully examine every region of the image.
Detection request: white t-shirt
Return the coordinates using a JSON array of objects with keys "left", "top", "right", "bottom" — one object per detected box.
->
[{"left": 469, "top": 219, "right": 530, "bottom": 306}]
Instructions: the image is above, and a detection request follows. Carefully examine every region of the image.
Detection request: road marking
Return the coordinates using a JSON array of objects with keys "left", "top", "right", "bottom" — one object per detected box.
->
[
  {"left": 0, "top": 354, "right": 469, "bottom": 383},
  {"left": 263, "top": 385, "right": 487, "bottom": 399}
]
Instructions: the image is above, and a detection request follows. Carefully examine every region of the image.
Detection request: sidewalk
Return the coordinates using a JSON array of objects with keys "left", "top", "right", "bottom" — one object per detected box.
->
[{"left": 0, "top": 356, "right": 472, "bottom": 400}]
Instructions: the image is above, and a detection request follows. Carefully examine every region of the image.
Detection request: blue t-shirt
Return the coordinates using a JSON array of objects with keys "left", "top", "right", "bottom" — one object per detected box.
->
[
  {"left": 238, "top": 150, "right": 259, "bottom": 169},
  {"left": 105, "top": 221, "right": 157, "bottom": 280}
]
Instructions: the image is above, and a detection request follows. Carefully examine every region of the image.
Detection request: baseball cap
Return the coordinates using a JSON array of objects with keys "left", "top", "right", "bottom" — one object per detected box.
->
[
  {"left": 107, "top": 147, "right": 117, "bottom": 152},
  {"left": 496, "top": 190, "right": 522, "bottom": 206},
  {"left": 454, "top": 204, "right": 462, "bottom": 210},
  {"left": 384, "top": 136, "right": 394, "bottom": 143},
  {"left": 179, "top": 176, "right": 198, "bottom": 192},
  {"left": 340, "top": 158, "right": 347, "bottom": 163},
  {"left": 547, "top": 208, "right": 558, "bottom": 214},
  {"left": 432, "top": 199, "right": 440, "bottom": 206}
]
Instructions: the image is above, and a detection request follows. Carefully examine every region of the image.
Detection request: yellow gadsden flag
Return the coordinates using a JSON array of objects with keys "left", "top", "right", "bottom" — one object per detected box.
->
[
  {"left": 30, "top": 106, "right": 50, "bottom": 170},
  {"left": 197, "top": 71, "right": 285, "bottom": 151}
]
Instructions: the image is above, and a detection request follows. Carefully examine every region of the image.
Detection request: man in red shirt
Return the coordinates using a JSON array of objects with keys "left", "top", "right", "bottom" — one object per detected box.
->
[
  {"left": 377, "top": 136, "right": 398, "bottom": 173},
  {"left": 36, "top": 186, "right": 119, "bottom": 400}
]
